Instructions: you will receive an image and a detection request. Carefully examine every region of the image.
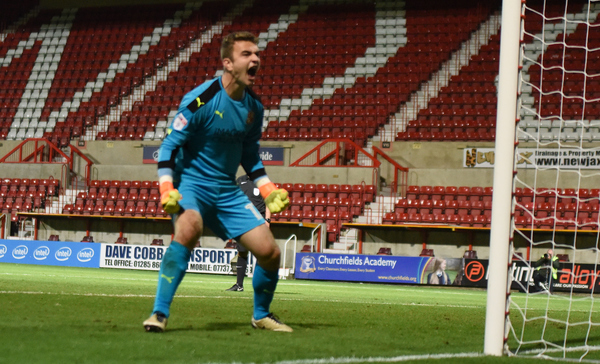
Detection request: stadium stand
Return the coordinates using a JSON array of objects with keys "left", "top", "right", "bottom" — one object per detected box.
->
[
  {"left": 0, "top": 0, "right": 594, "bottom": 261},
  {"left": 3, "top": 172, "right": 590, "bottom": 235},
  {"left": 0, "top": 0, "right": 503, "bottom": 145}
]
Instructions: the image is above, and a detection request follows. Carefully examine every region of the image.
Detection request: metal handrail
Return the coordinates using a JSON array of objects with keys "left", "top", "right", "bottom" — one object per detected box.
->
[
  {"left": 280, "top": 234, "right": 297, "bottom": 279},
  {"left": 372, "top": 145, "right": 409, "bottom": 198},
  {"left": 0, "top": 138, "right": 94, "bottom": 187},
  {"left": 309, "top": 224, "right": 325, "bottom": 253}
]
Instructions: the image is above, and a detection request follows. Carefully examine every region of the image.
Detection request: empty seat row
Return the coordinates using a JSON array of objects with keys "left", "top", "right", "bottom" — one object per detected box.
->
[
  {"left": 515, "top": 187, "right": 600, "bottom": 203},
  {"left": 396, "top": 130, "right": 495, "bottom": 142},
  {"left": 515, "top": 215, "right": 600, "bottom": 231},
  {"left": 288, "top": 196, "right": 364, "bottom": 218},
  {"left": 262, "top": 129, "right": 369, "bottom": 145},
  {"left": 408, "top": 185, "right": 600, "bottom": 204},
  {"left": 395, "top": 199, "right": 492, "bottom": 217},
  {"left": 88, "top": 180, "right": 159, "bottom": 195},
  {"left": 276, "top": 183, "right": 375, "bottom": 203},
  {"left": 90, "top": 179, "right": 159, "bottom": 188},
  {"left": 62, "top": 202, "right": 168, "bottom": 218},
  {"left": 1, "top": 187, "right": 55, "bottom": 199},
  {"left": 273, "top": 210, "right": 352, "bottom": 225},
  {"left": 0, "top": 192, "right": 46, "bottom": 203},
  {"left": 516, "top": 201, "right": 600, "bottom": 219},
  {"left": 382, "top": 212, "right": 492, "bottom": 228},
  {"left": 406, "top": 185, "right": 493, "bottom": 202},
  {"left": 1, "top": 177, "right": 60, "bottom": 188},
  {"left": 0, "top": 178, "right": 60, "bottom": 196},
  {"left": 76, "top": 191, "right": 160, "bottom": 203},
  {"left": 1, "top": 199, "right": 41, "bottom": 214}
]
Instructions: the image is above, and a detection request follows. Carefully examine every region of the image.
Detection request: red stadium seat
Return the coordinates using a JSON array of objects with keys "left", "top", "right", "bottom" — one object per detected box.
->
[
  {"left": 326, "top": 224, "right": 338, "bottom": 243},
  {"left": 304, "top": 184, "right": 316, "bottom": 198},
  {"left": 302, "top": 210, "right": 315, "bottom": 223},
  {"left": 315, "top": 184, "right": 328, "bottom": 199},
  {"left": 291, "top": 183, "right": 305, "bottom": 199},
  {"left": 327, "top": 184, "right": 339, "bottom": 198},
  {"left": 350, "top": 184, "right": 363, "bottom": 202},
  {"left": 377, "top": 247, "right": 392, "bottom": 255},
  {"left": 382, "top": 212, "right": 398, "bottom": 225},
  {"left": 314, "top": 211, "right": 326, "bottom": 223},
  {"left": 115, "top": 237, "right": 128, "bottom": 244},
  {"left": 339, "top": 184, "right": 351, "bottom": 199},
  {"left": 301, "top": 244, "right": 313, "bottom": 252},
  {"left": 420, "top": 249, "right": 434, "bottom": 257}
]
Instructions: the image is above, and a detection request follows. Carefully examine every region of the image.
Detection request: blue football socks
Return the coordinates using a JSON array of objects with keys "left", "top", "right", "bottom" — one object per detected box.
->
[
  {"left": 152, "top": 241, "right": 190, "bottom": 318},
  {"left": 252, "top": 264, "right": 279, "bottom": 320}
]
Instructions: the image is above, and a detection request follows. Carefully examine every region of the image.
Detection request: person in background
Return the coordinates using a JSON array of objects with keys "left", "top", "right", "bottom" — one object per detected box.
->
[
  {"left": 143, "top": 31, "right": 292, "bottom": 333},
  {"left": 427, "top": 258, "right": 451, "bottom": 285},
  {"left": 532, "top": 249, "right": 559, "bottom": 294},
  {"left": 226, "top": 174, "right": 272, "bottom": 292}
]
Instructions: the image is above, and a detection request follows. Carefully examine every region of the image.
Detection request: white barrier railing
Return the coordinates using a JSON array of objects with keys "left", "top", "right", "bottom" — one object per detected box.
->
[{"left": 279, "top": 234, "right": 297, "bottom": 280}]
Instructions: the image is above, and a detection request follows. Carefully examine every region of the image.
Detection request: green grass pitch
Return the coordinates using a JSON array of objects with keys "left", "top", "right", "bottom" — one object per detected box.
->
[{"left": 0, "top": 263, "right": 598, "bottom": 363}]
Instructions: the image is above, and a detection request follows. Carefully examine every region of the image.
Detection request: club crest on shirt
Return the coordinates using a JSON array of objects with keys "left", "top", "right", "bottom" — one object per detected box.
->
[
  {"left": 246, "top": 111, "right": 255, "bottom": 125},
  {"left": 172, "top": 113, "right": 188, "bottom": 131}
]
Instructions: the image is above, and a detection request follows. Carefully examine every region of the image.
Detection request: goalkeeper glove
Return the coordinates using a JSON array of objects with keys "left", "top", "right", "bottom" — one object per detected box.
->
[
  {"left": 160, "top": 181, "right": 181, "bottom": 214},
  {"left": 259, "top": 182, "right": 289, "bottom": 214}
]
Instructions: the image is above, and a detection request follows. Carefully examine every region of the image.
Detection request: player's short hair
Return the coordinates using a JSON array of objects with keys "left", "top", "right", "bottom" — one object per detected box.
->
[{"left": 220, "top": 31, "right": 258, "bottom": 60}]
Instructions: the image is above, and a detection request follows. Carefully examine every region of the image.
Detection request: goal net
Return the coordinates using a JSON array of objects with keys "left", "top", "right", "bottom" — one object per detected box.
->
[{"left": 487, "top": 0, "right": 600, "bottom": 361}]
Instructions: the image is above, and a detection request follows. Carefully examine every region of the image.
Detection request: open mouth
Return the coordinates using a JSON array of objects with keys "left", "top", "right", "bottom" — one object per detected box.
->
[{"left": 248, "top": 66, "right": 258, "bottom": 77}]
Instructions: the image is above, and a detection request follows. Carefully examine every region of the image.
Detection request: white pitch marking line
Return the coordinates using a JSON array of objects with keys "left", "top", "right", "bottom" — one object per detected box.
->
[
  {"left": 198, "top": 352, "right": 485, "bottom": 364},
  {"left": 0, "top": 290, "right": 484, "bottom": 309}
]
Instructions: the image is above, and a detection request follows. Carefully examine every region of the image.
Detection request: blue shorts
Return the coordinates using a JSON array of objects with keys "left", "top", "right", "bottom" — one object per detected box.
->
[{"left": 176, "top": 182, "right": 265, "bottom": 241}]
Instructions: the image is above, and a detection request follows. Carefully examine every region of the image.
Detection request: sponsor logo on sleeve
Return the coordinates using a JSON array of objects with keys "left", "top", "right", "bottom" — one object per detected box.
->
[
  {"left": 55, "top": 247, "right": 72, "bottom": 261},
  {"left": 77, "top": 248, "right": 94, "bottom": 262},
  {"left": 33, "top": 246, "right": 50, "bottom": 260},
  {"left": 172, "top": 113, "right": 188, "bottom": 131},
  {"left": 12, "top": 245, "right": 28, "bottom": 259}
]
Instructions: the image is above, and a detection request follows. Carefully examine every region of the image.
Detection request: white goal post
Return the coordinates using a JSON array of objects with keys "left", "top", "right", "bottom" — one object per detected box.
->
[{"left": 484, "top": 0, "right": 521, "bottom": 357}]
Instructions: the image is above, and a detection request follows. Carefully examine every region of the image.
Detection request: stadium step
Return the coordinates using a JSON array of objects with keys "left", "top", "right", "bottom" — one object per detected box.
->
[{"left": 324, "top": 246, "right": 358, "bottom": 254}]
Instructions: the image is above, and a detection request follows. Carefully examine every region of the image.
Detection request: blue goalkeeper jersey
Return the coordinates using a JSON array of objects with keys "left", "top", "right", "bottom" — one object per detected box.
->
[{"left": 157, "top": 77, "right": 265, "bottom": 187}]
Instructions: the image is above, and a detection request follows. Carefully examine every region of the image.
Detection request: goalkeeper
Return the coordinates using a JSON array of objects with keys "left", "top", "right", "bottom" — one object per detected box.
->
[{"left": 143, "top": 31, "right": 292, "bottom": 333}]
